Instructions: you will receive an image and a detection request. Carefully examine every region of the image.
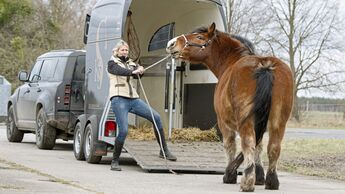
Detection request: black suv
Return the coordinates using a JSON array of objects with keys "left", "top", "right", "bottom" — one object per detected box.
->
[{"left": 7, "top": 49, "right": 85, "bottom": 149}]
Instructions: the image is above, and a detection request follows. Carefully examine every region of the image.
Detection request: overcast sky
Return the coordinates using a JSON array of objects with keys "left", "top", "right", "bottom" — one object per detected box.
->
[
  {"left": 298, "top": 0, "right": 345, "bottom": 99},
  {"left": 340, "top": 0, "right": 345, "bottom": 10}
]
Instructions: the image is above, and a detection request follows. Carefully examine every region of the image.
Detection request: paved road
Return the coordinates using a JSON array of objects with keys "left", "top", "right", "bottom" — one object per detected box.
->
[
  {"left": 285, "top": 128, "right": 345, "bottom": 139},
  {"left": 1, "top": 125, "right": 345, "bottom": 194}
]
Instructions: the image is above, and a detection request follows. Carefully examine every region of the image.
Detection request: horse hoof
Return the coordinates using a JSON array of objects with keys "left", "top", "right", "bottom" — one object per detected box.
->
[
  {"left": 223, "top": 171, "right": 237, "bottom": 184},
  {"left": 265, "top": 183, "right": 279, "bottom": 190},
  {"left": 255, "top": 179, "right": 265, "bottom": 185},
  {"left": 255, "top": 165, "right": 265, "bottom": 185},
  {"left": 265, "top": 171, "right": 279, "bottom": 190},
  {"left": 240, "top": 174, "right": 255, "bottom": 192},
  {"left": 240, "top": 185, "right": 255, "bottom": 192}
]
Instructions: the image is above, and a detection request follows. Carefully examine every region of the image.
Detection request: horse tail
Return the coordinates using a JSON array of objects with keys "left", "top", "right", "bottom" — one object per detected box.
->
[
  {"left": 228, "top": 65, "right": 274, "bottom": 172},
  {"left": 253, "top": 64, "right": 274, "bottom": 145}
]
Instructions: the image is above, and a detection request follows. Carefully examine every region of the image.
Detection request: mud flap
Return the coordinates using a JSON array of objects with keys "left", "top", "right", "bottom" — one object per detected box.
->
[{"left": 87, "top": 115, "right": 108, "bottom": 156}]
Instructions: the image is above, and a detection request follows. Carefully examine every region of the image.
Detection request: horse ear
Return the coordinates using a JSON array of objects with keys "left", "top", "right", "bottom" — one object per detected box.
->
[{"left": 208, "top": 22, "right": 216, "bottom": 37}]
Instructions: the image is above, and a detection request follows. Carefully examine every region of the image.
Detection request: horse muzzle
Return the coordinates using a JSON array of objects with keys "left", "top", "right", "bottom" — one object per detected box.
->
[{"left": 166, "top": 38, "right": 178, "bottom": 57}]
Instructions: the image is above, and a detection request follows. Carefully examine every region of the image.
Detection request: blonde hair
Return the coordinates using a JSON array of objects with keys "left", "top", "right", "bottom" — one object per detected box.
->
[{"left": 112, "top": 40, "right": 129, "bottom": 56}]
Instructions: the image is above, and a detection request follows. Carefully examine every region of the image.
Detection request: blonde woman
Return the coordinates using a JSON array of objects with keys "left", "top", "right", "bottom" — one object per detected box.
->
[{"left": 107, "top": 40, "right": 177, "bottom": 171}]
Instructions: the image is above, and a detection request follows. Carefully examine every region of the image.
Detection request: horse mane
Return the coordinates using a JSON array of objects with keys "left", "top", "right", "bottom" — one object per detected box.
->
[
  {"left": 230, "top": 35, "right": 256, "bottom": 55},
  {"left": 191, "top": 27, "right": 256, "bottom": 55}
]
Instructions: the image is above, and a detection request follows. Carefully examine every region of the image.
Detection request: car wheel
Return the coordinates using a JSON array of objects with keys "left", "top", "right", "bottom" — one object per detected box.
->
[
  {"left": 36, "top": 108, "right": 56, "bottom": 149},
  {"left": 6, "top": 105, "right": 24, "bottom": 142},
  {"left": 83, "top": 124, "right": 102, "bottom": 164},
  {"left": 73, "top": 122, "right": 85, "bottom": 160}
]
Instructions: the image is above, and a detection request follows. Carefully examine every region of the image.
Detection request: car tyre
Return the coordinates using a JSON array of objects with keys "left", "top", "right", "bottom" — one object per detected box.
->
[
  {"left": 6, "top": 105, "right": 24, "bottom": 142},
  {"left": 36, "top": 108, "right": 56, "bottom": 149},
  {"left": 83, "top": 124, "right": 102, "bottom": 164},
  {"left": 73, "top": 122, "right": 85, "bottom": 160}
]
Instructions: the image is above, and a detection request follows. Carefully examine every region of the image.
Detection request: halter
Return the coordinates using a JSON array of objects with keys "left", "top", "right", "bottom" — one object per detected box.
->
[{"left": 181, "top": 34, "right": 212, "bottom": 50}]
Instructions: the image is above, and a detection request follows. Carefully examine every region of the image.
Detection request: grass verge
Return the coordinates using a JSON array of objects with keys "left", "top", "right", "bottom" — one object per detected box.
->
[{"left": 279, "top": 139, "right": 345, "bottom": 181}]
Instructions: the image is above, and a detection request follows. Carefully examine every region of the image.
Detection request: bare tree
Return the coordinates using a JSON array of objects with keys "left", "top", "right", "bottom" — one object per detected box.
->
[
  {"left": 32, "top": 0, "right": 95, "bottom": 49},
  {"left": 259, "top": 0, "right": 345, "bottom": 121},
  {"left": 221, "top": 0, "right": 265, "bottom": 43}
]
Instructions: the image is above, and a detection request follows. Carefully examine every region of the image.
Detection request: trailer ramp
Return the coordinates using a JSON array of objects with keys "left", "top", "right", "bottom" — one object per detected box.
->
[{"left": 124, "top": 140, "right": 227, "bottom": 173}]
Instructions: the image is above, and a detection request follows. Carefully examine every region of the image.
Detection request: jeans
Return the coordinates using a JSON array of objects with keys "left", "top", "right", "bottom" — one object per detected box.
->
[{"left": 111, "top": 96, "right": 163, "bottom": 143}]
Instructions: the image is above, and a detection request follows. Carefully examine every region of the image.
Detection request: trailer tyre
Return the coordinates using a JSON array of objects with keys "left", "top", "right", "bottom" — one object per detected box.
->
[
  {"left": 36, "top": 108, "right": 56, "bottom": 149},
  {"left": 73, "top": 122, "right": 85, "bottom": 160},
  {"left": 6, "top": 105, "right": 24, "bottom": 142},
  {"left": 83, "top": 124, "right": 102, "bottom": 164}
]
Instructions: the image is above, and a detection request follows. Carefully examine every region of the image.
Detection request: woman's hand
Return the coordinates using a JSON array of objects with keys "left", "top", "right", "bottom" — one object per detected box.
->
[{"left": 133, "top": 66, "right": 144, "bottom": 75}]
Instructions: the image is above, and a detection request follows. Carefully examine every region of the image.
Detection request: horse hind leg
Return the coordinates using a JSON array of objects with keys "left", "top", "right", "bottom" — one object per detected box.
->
[
  {"left": 239, "top": 122, "right": 256, "bottom": 192},
  {"left": 265, "top": 125, "right": 285, "bottom": 190},
  {"left": 255, "top": 141, "right": 265, "bottom": 185},
  {"left": 222, "top": 129, "right": 238, "bottom": 184}
]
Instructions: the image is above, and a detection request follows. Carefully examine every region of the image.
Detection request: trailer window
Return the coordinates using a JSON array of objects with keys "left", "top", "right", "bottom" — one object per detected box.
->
[{"left": 148, "top": 23, "right": 175, "bottom": 51}]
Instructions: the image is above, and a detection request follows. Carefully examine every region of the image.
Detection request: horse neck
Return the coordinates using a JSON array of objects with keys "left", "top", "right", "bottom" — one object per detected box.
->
[{"left": 205, "top": 37, "right": 244, "bottom": 79}]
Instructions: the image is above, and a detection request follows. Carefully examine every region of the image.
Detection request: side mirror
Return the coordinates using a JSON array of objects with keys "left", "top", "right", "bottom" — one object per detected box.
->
[{"left": 18, "top": 71, "right": 28, "bottom": 82}]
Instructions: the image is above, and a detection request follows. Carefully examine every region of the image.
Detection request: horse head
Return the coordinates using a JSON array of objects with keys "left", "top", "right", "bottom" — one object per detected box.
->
[
  {"left": 166, "top": 22, "right": 217, "bottom": 64},
  {"left": 166, "top": 23, "right": 255, "bottom": 78}
]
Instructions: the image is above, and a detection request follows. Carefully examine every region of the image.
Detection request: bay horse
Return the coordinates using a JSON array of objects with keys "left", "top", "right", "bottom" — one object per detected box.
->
[{"left": 166, "top": 23, "right": 293, "bottom": 192}]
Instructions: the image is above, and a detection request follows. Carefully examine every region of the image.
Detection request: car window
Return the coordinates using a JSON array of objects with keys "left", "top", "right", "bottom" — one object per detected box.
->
[
  {"left": 40, "top": 58, "right": 58, "bottom": 81},
  {"left": 73, "top": 55, "right": 85, "bottom": 81},
  {"left": 29, "top": 60, "right": 43, "bottom": 81}
]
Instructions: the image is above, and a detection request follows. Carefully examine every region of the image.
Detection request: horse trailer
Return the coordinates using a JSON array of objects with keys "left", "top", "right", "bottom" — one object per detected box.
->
[{"left": 75, "top": 0, "right": 227, "bottom": 163}]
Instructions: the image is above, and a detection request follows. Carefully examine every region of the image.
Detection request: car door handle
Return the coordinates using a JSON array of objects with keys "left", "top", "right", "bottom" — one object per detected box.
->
[
  {"left": 37, "top": 88, "right": 42, "bottom": 92},
  {"left": 24, "top": 89, "right": 30, "bottom": 94}
]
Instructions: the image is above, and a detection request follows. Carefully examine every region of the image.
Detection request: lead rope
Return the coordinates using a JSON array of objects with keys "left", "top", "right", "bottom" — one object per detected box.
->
[
  {"left": 137, "top": 55, "right": 178, "bottom": 175},
  {"left": 143, "top": 55, "right": 171, "bottom": 71}
]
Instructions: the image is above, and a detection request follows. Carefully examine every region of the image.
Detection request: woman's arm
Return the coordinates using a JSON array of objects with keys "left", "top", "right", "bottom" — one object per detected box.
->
[{"left": 107, "top": 60, "right": 133, "bottom": 76}]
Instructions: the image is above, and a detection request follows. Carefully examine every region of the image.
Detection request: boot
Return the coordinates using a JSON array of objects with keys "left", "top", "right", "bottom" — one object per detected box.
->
[
  {"left": 111, "top": 139, "right": 124, "bottom": 171},
  {"left": 154, "top": 129, "right": 177, "bottom": 161}
]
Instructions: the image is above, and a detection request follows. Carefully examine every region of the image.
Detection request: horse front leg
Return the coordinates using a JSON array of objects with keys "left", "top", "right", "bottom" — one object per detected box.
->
[
  {"left": 239, "top": 122, "right": 256, "bottom": 192},
  {"left": 255, "top": 141, "right": 265, "bottom": 185},
  {"left": 265, "top": 125, "right": 285, "bottom": 190},
  {"left": 221, "top": 127, "right": 238, "bottom": 184}
]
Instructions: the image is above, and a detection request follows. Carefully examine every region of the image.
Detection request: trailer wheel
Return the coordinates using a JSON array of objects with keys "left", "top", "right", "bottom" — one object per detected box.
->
[
  {"left": 83, "top": 124, "right": 102, "bottom": 163},
  {"left": 35, "top": 108, "right": 56, "bottom": 149},
  {"left": 73, "top": 122, "right": 85, "bottom": 160},
  {"left": 6, "top": 105, "right": 24, "bottom": 142}
]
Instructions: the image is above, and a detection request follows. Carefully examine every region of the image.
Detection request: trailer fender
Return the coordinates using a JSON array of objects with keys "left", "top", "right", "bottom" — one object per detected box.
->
[
  {"left": 77, "top": 114, "right": 87, "bottom": 133},
  {"left": 87, "top": 115, "right": 107, "bottom": 156},
  {"left": 76, "top": 114, "right": 87, "bottom": 144}
]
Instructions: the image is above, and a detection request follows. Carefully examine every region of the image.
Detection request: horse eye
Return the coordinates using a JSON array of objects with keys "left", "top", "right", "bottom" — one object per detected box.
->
[{"left": 197, "top": 36, "right": 204, "bottom": 40}]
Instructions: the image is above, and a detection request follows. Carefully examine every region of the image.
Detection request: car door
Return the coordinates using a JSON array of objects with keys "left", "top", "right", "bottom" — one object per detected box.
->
[
  {"left": 70, "top": 55, "right": 85, "bottom": 112},
  {"left": 28, "top": 58, "right": 58, "bottom": 121},
  {"left": 16, "top": 60, "right": 43, "bottom": 128}
]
